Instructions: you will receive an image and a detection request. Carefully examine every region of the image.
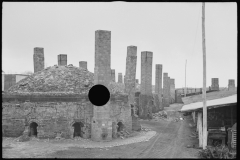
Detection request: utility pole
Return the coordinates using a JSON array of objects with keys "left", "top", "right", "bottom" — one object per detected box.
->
[
  {"left": 202, "top": 2, "right": 207, "bottom": 149},
  {"left": 185, "top": 60, "right": 187, "bottom": 97}
]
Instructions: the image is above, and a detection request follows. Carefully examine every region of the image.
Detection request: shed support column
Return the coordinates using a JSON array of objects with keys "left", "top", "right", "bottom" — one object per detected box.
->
[
  {"left": 193, "top": 111, "right": 196, "bottom": 124},
  {"left": 198, "top": 112, "right": 203, "bottom": 148}
]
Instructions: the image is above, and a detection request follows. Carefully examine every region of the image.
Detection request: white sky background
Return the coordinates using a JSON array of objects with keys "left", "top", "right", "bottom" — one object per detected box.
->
[{"left": 2, "top": 2, "right": 237, "bottom": 88}]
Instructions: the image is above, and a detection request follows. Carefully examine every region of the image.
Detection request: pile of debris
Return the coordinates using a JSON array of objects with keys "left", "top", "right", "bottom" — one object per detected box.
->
[
  {"left": 116, "top": 130, "right": 132, "bottom": 139},
  {"left": 152, "top": 111, "right": 168, "bottom": 121},
  {"left": 6, "top": 65, "right": 94, "bottom": 94},
  {"left": 141, "top": 127, "right": 151, "bottom": 132},
  {"left": 173, "top": 117, "right": 184, "bottom": 122},
  {"left": 108, "top": 82, "right": 125, "bottom": 94}
]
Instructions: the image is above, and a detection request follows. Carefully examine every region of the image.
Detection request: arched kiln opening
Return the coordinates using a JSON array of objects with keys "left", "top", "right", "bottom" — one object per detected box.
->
[
  {"left": 131, "top": 104, "right": 134, "bottom": 116},
  {"left": 29, "top": 122, "right": 38, "bottom": 137},
  {"left": 117, "top": 122, "right": 124, "bottom": 132},
  {"left": 72, "top": 122, "right": 84, "bottom": 138}
]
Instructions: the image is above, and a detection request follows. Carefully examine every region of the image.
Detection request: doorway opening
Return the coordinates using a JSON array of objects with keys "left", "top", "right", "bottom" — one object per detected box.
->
[
  {"left": 29, "top": 122, "right": 38, "bottom": 137},
  {"left": 117, "top": 122, "right": 124, "bottom": 132},
  {"left": 72, "top": 122, "right": 84, "bottom": 138}
]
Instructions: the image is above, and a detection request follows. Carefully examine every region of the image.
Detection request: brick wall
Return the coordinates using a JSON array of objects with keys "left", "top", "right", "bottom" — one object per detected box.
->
[{"left": 2, "top": 99, "right": 93, "bottom": 138}]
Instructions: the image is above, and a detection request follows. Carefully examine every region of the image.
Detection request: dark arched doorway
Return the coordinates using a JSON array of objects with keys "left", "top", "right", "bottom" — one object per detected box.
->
[
  {"left": 72, "top": 122, "right": 84, "bottom": 138},
  {"left": 131, "top": 104, "right": 134, "bottom": 116},
  {"left": 29, "top": 122, "right": 38, "bottom": 137},
  {"left": 117, "top": 122, "right": 124, "bottom": 132}
]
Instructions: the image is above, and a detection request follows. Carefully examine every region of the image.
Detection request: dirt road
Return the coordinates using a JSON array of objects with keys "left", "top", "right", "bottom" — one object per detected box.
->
[{"left": 43, "top": 116, "right": 199, "bottom": 158}]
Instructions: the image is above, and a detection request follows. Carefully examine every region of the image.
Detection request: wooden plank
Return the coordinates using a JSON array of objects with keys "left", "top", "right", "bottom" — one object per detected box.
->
[{"left": 198, "top": 112, "right": 203, "bottom": 147}]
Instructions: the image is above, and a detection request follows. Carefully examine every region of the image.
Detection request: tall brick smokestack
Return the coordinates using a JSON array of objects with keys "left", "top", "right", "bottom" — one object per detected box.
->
[
  {"left": 58, "top": 54, "right": 67, "bottom": 66},
  {"left": 33, "top": 47, "right": 44, "bottom": 73},
  {"left": 79, "top": 61, "right": 87, "bottom": 70},
  {"left": 91, "top": 30, "right": 112, "bottom": 142}
]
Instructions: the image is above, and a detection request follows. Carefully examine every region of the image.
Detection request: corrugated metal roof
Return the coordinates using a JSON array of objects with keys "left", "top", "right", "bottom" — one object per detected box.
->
[{"left": 180, "top": 94, "right": 237, "bottom": 112}]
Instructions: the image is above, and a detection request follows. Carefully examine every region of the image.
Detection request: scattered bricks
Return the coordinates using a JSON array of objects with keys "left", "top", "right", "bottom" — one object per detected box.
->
[
  {"left": 33, "top": 47, "right": 44, "bottom": 73},
  {"left": 17, "top": 134, "right": 30, "bottom": 142},
  {"left": 58, "top": 54, "right": 67, "bottom": 66},
  {"left": 6, "top": 65, "right": 94, "bottom": 94},
  {"left": 79, "top": 61, "right": 87, "bottom": 70},
  {"left": 118, "top": 73, "right": 123, "bottom": 83}
]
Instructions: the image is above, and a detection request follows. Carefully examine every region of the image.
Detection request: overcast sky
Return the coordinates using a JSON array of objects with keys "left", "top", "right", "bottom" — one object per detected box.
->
[{"left": 2, "top": 2, "right": 237, "bottom": 88}]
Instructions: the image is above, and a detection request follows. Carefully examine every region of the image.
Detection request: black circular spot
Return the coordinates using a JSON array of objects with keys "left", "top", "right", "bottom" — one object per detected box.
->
[{"left": 88, "top": 84, "right": 110, "bottom": 106}]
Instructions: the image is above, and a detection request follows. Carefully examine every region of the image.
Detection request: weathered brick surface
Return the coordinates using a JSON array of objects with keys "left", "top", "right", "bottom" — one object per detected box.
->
[
  {"left": 79, "top": 61, "right": 87, "bottom": 70},
  {"left": 124, "top": 46, "right": 137, "bottom": 105},
  {"left": 140, "top": 51, "right": 153, "bottom": 95},
  {"left": 139, "top": 51, "right": 153, "bottom": 119},
  {"left": 175, "top": 90, "right": 184, "bottom": 103},
  {"left": 111, "top": 69, "right": 115, "bottom": 82},
  {"left": 4, "top": 74, "right": 17, "bottom": 91},
  {"left": 211, "top": 78, "right": 219, "bottom": 91},
  {"left": 169, "top": 78, "right": 175, "bottom": 104},
  {"left": 33, "top": 47, "right": 44, "bottom": 73},
  {"left": 163, "top": 73, "right": 170, "bottom": 107},
  {"left": 94, "top": 30, "right": 111, "bottom": 88},
  {"left": 155, "top": 64, "right": 163, "bottom": 109},
  {"left": 118, "top": 73, "right": 123, "bottom": 83},
  {"left": 138, "top": 94, "right": 153, "bottom": 119},
  {"left": 92, "top": 30, "right": 112, "bottom": 141},
  {"left": 58, "top": 54, "right": 67, "bottom": 66},
  {"left": 155, "top": 64, "right": 162, "bottom": 97},
  {"left": 228, "top": 79, "right": 235, "bottom": 90},
  {"left": 2, "top": 100, "right": 93, "bottom": 139}
]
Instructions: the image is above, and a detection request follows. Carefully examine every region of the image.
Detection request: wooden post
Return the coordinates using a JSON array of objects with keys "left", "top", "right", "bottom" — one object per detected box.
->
[
  {"left": 231, "top": 106, "right": 233, "bottom": 126},
  {"left": 193, "top": 111, "right": 196, "bottom": 124},
  {"left": 185, "top": 60, "right": 187, "bottom": 97},
  {"left": 196, "top": 112, "right": 199, "bottom": 132},
  {"left": 202, "top": 2, "right": 207, "bottom": 149},
  {"left": 198, "top": 112, "right": 203, "bottom": 147}
]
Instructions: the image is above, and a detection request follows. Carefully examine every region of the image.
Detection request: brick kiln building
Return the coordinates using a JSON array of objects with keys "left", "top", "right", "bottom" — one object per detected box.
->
[{"left": 2, "top": 64, "right": 132, "bottom": 141}]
